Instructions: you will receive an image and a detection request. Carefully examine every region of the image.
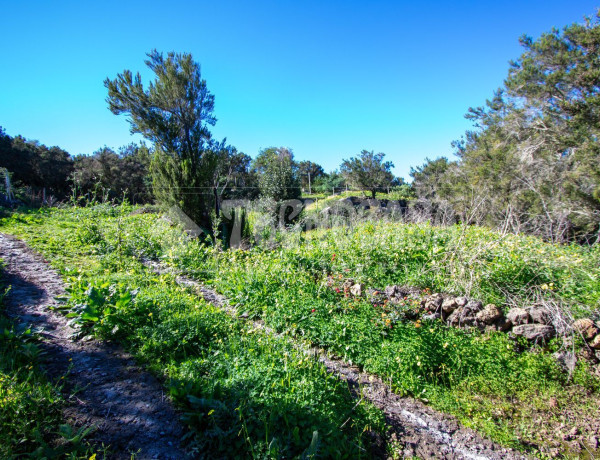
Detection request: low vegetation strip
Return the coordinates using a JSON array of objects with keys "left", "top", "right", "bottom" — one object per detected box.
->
[
  {"left": 145, "top": 214, "right": 600, "bottom": 456},
  {"left": 0, "top": 233, "right": 189, "bottom": 459},
  {"left": 0, "top": 249, "right": 98, "bottom": 457}
]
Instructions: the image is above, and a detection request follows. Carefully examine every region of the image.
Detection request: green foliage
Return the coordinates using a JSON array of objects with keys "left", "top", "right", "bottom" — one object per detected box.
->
[
  {"left": 1, "top": 207, "right": 384, "bottom": 458},
  {"left": 340, "top": 150, "right": 397, "bottom": 199},
  {"left": 3, "top": 206, "right": 600, "bottom": 456},
  {"left": 0, "top": 126, "right": 73, "bottom": 202},
  {"left": 0, "top": 260, "right": 97, "bottom": 458},
  {"left": 254, "top": 147, "right": 301, "bottom": 201},
  {"left": 296, "top": 161, "right": 325, "bottom": 193},
  {"left": 72, "top": 143, "right": 152, "bottom": 204},
  {"left": 106, "top": 50, "right": 221, "bottom": 232},
  {"left": 146, "top": 217, "right": 599, "bottom": 454},
  {"left": 414, "top": 12, "right": 600, "bottom": 242},
  {"left": 312, "top": 170, "right": 346, "bottom": 195}
]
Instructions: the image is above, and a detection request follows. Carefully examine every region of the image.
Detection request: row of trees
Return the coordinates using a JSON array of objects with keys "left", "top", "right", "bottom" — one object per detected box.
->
[
  {"left": 1, "top": 47, "right": 401, "bottom": 233},
  {"left": 411, "top": 13, "right": 600, "bottom": 243},
  {"left": 0, "top": 128, "right": 155, "bottom": 204},
  {"left": 1, "top": 123, "right": 400, "bottom": 209}
]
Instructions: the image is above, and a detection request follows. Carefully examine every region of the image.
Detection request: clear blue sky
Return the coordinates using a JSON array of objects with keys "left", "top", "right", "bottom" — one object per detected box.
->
[{"left": 0, "top": 1, "right": 597, "bottom": 180}]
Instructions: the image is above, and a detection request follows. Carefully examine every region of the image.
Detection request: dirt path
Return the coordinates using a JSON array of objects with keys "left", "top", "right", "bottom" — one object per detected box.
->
[
  {"left": 0, "top": 234, "right": 190, "bottom": 460},
  {"left": 143, "top": 259, "right": 528, "bottom": 460}
]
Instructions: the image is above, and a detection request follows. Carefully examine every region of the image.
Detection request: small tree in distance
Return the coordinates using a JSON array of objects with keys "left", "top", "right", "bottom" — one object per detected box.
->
[
  {"left": 254, "top": 147, "right": 301, "bottom": 201},
  {"left": 340, "top": 150, "right": 396, "bottom": 198}
]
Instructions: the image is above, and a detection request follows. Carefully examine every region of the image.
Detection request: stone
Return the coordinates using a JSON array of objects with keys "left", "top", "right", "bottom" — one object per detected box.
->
[
  {"left": 455, "top": 296, "right": 468, "bottom": 307},
  {"left": 423, "top": 294, "right": 443, "bottom": 312},
  {"left": 441, "top": 298, "right": 458, "bottom": 313},
  {"left": 447, "top": 306, "right": 477, "bottom": 327},
  {"left": 527, "top": 305, "right": 553, "bottom": 325},
  {"left": 476, "top": 304, "right": 503, "bottom": 325},
  {"left": 463, "top": 300, "right": 483, "bottom": 317},
  {"left": 590, "top": 334, "right": 600, "bottom": 350},
  {"left": 506, "top": 308, "right": 530, "bottom": 326},
  {"left": 512, "top": 324, "right": 555, "bottom": 342},
  {"left": 422, "top": 313, "right": 441, "bottom": 321},
  {"left": 496, "top": 317, "right": 512, "bottom": 332},
  {"left": 384, "top": 285, "right": 398, "bottom": 298},
  {"left": 350, "top": 283, "right": 363, "bottom": 297},
  {"left": 573, "top": 318, "right": 599, "bottom": 341}
]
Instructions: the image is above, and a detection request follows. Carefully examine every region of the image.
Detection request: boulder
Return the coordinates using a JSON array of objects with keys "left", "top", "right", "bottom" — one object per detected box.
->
[
  {"left": 447, "top": 301, "right": 482, "bottom": 328},
  {"left": 446, "top": 307, "right": 466, "bottom": 327},
  {"left": 512, "top": 324, "right": 555, "bottom": 342},
  {"left": 476, "top": 304, "right": 503, "bottom": 325},
  {"left": 455, "top": 296, "right": 468, "bottom": 307},
  {"left": 496, "top": 317, "right": 512, "bottom": 332},
  {"left": 527, "top": 305, "right": 553, "bottom": 325},
  {"left": 573, "top": 318, "right": 599, "bottom": 341},
  {"left": 423, "top": 294, "right": 444, "bottom": 312},
  {"left": 590, "top": 334, "right": 600, "bottom": 350},
  {"left": 384, "top": 285, "right": 398, "bottom": 299},
  {"left": 441, "top": 298, "right": 458, "bottom": 314},
  {"left": 464, "top": 300, "right": 483, "bottom": 314},
  {"left": 350, "top": 283, "right": 364, "bottom": 297},
  {"left": 506, "top": 308, "right": 530, "bottom": 326},
  {"left": 422, "top": 312, "right": 441, "bottom": 321}
]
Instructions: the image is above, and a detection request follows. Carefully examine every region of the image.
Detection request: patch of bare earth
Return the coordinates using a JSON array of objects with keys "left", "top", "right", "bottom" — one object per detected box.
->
[
  {"left": 0, "top": 234, "right": 190, "bottom": 459},
  {"left": 143, "top": 259, "right": 528, "bottom": 460}
]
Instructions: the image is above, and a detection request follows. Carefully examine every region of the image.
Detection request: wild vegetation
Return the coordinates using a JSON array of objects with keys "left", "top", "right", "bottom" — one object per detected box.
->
[
  {"left": 411, "top": 15, "right": 600, "bottom": 243},
  {"left": 1, "top": 206, "right": 385, "bottom": 458},
  {"left": 2, "top": 205, "right": 599, "bottom": 457}
]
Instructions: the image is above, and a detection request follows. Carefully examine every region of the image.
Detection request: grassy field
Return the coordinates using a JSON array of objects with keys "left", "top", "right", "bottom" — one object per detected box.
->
[
  {"left": 2, "top": 204, "right": 599, "bottom": 457},
  {"left": 1, "top": 206, "right": 385, "bottom": 458}
]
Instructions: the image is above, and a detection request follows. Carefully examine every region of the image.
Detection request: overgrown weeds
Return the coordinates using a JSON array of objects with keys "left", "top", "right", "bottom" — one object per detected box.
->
[{"left": 2, "top": 205, "right": 599, "bottom": 456}]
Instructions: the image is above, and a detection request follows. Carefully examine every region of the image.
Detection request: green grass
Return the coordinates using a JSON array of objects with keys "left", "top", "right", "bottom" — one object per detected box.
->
[
  {"left": 1, "top": 206, "right": 385, "bottom": 458},
  {"left": 2, "top": 205, "right": 599, "bottom": 457},
  {"left": 140, "top": 211, "right": 599, "bottom": 454}
]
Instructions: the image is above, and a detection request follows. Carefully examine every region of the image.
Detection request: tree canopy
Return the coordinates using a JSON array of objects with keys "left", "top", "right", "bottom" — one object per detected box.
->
[
  {"left": 340, "top": 150, "right": 396, "bottom": 198},
  {"left": 412, "top": 13, "right": 600, "bottom": 242},
  {"left": 72, "top": 143, "right": 151, "bottom": 203},
  {"left": 0, "top": 127, "right": 73, "bottom": 200},
  {"left": 253, "top": 147, "right": 301, "bottom": 201},
  {"left": 105, "top": 50, "right": 225, "bottom": 231}
]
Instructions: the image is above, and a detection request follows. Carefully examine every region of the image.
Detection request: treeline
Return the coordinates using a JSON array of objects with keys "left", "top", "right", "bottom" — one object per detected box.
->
[
  {"left": 0, "top": 128, "right": 153, "bottom": 204},
  {"left": 410, "top": 14, "right": 600, "bottom": 243},
  {"left": 0, "top": 126, "right": 402, "bottom": 209}
]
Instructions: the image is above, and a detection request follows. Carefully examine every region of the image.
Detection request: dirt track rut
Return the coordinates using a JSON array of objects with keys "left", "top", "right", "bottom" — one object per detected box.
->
[{"left": 0, "top": 233, "right": 189, "bottom": 460}]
